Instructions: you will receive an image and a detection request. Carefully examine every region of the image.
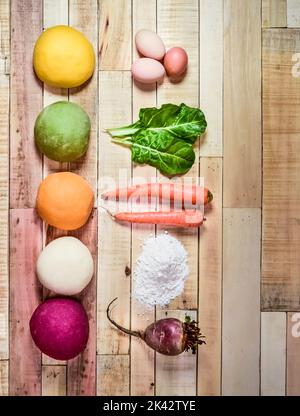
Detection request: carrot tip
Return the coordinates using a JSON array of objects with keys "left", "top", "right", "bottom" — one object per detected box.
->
[{"left": 99, "top": 205, "right": 115, "bottom": 219}]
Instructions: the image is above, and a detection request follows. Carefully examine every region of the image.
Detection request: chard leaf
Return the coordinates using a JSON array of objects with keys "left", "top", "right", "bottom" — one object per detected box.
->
[
  {"left": 107, "top": 103, "right": 207, "bottom": 144},
  {"left": 137, "top": 103, "right": 207, "bottom": 143},
  {"left": 114, "top": 131, "right": 195, "bottom": 176}
]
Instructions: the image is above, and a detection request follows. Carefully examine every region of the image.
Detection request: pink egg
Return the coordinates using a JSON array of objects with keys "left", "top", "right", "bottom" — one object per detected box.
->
[
  {"left": 135, "top": 30, "right": 166, "bottom": 60},
  {"left": 164, "top": 47, "right": 188, "bottom": 77},
  {"left": 30, "top": 298, "right": 89, "bottom": 361},
  {"left": 132, "top": 58, "right": 165, "bottom": 84}
]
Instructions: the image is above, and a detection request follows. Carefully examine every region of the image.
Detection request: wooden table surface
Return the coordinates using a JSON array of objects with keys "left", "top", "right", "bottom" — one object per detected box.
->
[{"left": 1, "top": 0, "right": 300, "bottom": 396}]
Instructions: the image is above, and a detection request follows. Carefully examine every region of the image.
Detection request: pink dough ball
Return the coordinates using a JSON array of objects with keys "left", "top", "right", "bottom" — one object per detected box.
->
[{"left": 30, "top": 298, "right": 89, "bottom": 360}]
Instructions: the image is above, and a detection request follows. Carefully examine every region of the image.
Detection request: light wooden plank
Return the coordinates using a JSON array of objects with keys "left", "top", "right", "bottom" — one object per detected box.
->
[
  {"left": 0, "top": 361, "right": 8, "bottom": 396},
  {"left": 41, "top": 0, "right": 69, "bottom": 370},
  {"left": 262, "top": 0, "right": 287, "bottom": 28},
  {"left": 262, "top": 29, "right": 300, "bottom": 311},
  {"left": 224, "top": 0, "right": 261, "bottom": 208},
  {"left": 0, "top": 0, "right": 9, "bottom": 75},
  {"left": 198, "top": 157, "right": 222, "bottom": 396},
  {"left": 156, "top": 310, "right": 197, "bottom": 396},
  {"left": 131, "top": 0, "right": 156, "bottom": 397},
  {"left": 10, "top": 0, "right": 43, "bottom": 208},
  {"left": 44, "top": 210, "right": 97, "bottom": 394},
  {"left": 0, "top": 0, "right": 9, "bottom": 362},
  {"left": 43, "top": 0, "right": 68, "bottom": 176},
  {"left": 222, "top": 208, "right": 260, "bottom": 396},
  {"left": 67, "top": 210, "right": 97, "bottom": 396},
  {"left": 42, "top": 366, "right": 67, "bottom": 396},
  {"left": 0, "top": 213, "right": 8, "bottom": 360},
  {"left": 98, "top": 71, "right": 131, "bottom": 356},
  {"left": 97, "top": 355, "right": 130, "bottom": 396},
  {"left": 261, "top": 312, "right": 286, "bottom": 396},
  {"left": 10, "top": 209, "right": 43, "bottom": 396},
  {"left": 287, "top": 0, "right": 300, "bottom": 27},
  {"left": 99, "top": 0, "right": 131, "bottom": 70},
  {"left": 69, "top": 0, "right": 98, "bottom": 197},
  {"left": 157, "top": 0, "right": 199, "bottom": 310},
  {"left": 287, "top": 312, "right": 300, "bottom": 395},
  {"left": 199, "top": 0, "right": 223, "bottom": 157}
]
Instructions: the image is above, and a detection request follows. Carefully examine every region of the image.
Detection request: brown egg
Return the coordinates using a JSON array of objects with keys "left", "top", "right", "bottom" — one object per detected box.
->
[{"left": 163, "top": 47, "right": 188, "bottom": 77}]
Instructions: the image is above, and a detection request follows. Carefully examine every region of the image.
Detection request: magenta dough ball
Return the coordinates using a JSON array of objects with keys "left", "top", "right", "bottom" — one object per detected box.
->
[{"left": 30, "top": 298, "right": 89, "bottom": 360}]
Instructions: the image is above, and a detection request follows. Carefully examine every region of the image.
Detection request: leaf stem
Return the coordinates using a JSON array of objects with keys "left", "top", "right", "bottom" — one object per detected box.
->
[{"left": 106, "top": 126, "right": 140, "bottom": 138}]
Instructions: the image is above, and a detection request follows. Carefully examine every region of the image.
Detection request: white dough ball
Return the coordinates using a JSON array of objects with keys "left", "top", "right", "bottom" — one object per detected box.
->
[{"left": 37, "top": 236, "right": 94, "bottom": 295}]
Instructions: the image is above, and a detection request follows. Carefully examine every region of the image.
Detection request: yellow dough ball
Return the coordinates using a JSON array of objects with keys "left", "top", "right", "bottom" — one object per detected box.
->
[{"left": 33, "top": 25, "right": 95, "bottom": 88}]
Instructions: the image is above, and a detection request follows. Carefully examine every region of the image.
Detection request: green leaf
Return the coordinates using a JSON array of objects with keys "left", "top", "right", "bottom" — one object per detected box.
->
[
  {"left": 107, "top": 103, "right": 207, "bottom": 144},
  {"left": 137, "top": 103, "right": 207, "bottom": 144},
  {"left": 116, "top": 131, "right": 195, "bottom": 176},
  {"left": 106, "top": 103, "right": 207, "bottom": 176}
]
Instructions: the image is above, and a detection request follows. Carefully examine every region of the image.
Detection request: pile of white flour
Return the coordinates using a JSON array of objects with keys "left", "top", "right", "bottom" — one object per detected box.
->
[{"left": 133, "top": 233, "right": 189, "bottom": 308}]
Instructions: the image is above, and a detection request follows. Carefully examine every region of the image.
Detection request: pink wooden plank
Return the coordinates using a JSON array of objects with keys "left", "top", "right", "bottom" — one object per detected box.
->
[
  {"left": 9, "top": 208, "right": 43, "bottom": 395},
  {"left": 45, "top": 209, "right": 97, "bottom": 395},
  {"left": 10, "top": 0, "right": 43, "bottom": 208}
]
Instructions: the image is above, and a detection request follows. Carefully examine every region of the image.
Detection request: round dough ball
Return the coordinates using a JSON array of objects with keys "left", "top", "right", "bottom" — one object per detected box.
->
[
  {"left": 36, "top": 172, "right": 94, "bottom": 230},
  {"left": 37, "top": 237, "right": 94, "bottom": 295},
  {"left": 33, "top": 25, "right": 95, "bottom": 88},
  {"left": 34, "top": 101, "right": 91, "bottom": 162},
  {"left": 30, "top": 298, "right": 89, "bottom": 361}
]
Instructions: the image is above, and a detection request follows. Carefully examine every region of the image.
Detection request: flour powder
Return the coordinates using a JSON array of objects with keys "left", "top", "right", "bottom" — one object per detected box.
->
[{"left": 133, "top": 233, "right": 189, "bottom": 308}]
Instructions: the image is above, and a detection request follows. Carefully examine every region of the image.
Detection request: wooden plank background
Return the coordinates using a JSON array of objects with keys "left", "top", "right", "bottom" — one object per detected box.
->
[{"left": 1, "top": 0, "right": 300, "bottom": 396}]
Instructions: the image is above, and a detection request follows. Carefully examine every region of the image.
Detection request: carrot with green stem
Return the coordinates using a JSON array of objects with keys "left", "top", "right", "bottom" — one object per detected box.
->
[{"left": 101, "top": 183, "right": 213, "bottom": 206}]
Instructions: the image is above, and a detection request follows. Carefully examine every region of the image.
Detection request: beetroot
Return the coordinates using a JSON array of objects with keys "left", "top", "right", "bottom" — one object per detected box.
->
[
  {"left": 30, "top": 298, "right": 89, "bottom": 360},
  {"left": 107, "top": 298, "right": 205, "bottom": 356}
]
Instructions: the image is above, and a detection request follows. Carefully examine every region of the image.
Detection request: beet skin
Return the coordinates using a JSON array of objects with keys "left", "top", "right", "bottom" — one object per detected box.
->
[{"left": 144, "top": 318, "right": 184, "bottom": 355}]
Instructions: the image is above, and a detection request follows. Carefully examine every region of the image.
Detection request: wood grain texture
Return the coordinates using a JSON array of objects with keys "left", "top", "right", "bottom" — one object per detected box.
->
[
  {"left": 98, "top": 71, "right": 131, "bottom": 355},
  {"left": 0, "top": 0, "right": 10, "bottom": 75},
  {"left": 99, "top": 0, "right": 131, "bottom": 70},
  {"left": 287, "top": 0, "right": 300, "bottom": 27},
  {"left": 43, "top": 0, "right": 68, "bottom": 177},
  {"left": 262, "top": 29, "right": 300, "bottom": 311},
  {"left": 261, "top": 312, "right": 286, "bottom": 396},
  {"left": 262, "top": 0, "right": 287, "bottom": 28},
  {"left": 45, "top": 210, "right": 97, "bottom": 395},
  {"left": 69, "top": 0, "right": 98, "bottom": 197},
  {"left": 10, "top": 0, "right": 43, "bottom": 208},
  {"left": 42, "top": 366, "right": 67, "bottom": 396},
  {"left": 198, "top": 158, "right": 222, "bottom": 396},
  {"left": 199, "top": 0, "right": 223, "bottom": 157},
  {"left": 224, "top": 0, "right": 261, "bottom": 208},
  {"left": 0, "top": 361, "right": 8, "bottom": 396},
  {"left": 97, "top": 355, "right": 130, "bottom": 396},
  {"left": 41, "top": 0, "right": 69, "bottom": 372},
  {"left": 66, "top": 211, "right": 97, "bottom": 396},
  {"left": 222, "top": 208, "right": 261, "bottom": 396},
  {"left": 130, "top": 0, "right": 156, "bottom": 397},
  {"left": 156, "top": 310, "right": 197, "bottom": 396},
  {"left": 10, "top": 209, "right": 43, "bottom": 396},
  {"left": 0, "top": 0, "right": 9, "bottom": 361},
  {"left": 157, "top": 0, "right": 199, "bottom": 310},
  {"left": 287, "top": 312, "right": 300, "bottom": 395}
]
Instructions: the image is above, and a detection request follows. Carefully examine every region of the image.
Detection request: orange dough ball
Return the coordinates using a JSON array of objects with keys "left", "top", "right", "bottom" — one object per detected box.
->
[{"left": 36, "top": 172, "right": 94, "bottom": 230}]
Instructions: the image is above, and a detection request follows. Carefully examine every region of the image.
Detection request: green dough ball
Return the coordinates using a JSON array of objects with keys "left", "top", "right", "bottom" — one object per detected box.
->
[{"left": 34, "top": 101, "right": 91, "bottom": 162}]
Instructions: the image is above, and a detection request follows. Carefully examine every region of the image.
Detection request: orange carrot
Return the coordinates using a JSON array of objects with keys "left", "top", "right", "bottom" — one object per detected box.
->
[
  {"left": 101, "top": 183, "right": 213, "bottom": 206},
  {"left": 110, "top": 210, "right": 204, "bottom": 228}
]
